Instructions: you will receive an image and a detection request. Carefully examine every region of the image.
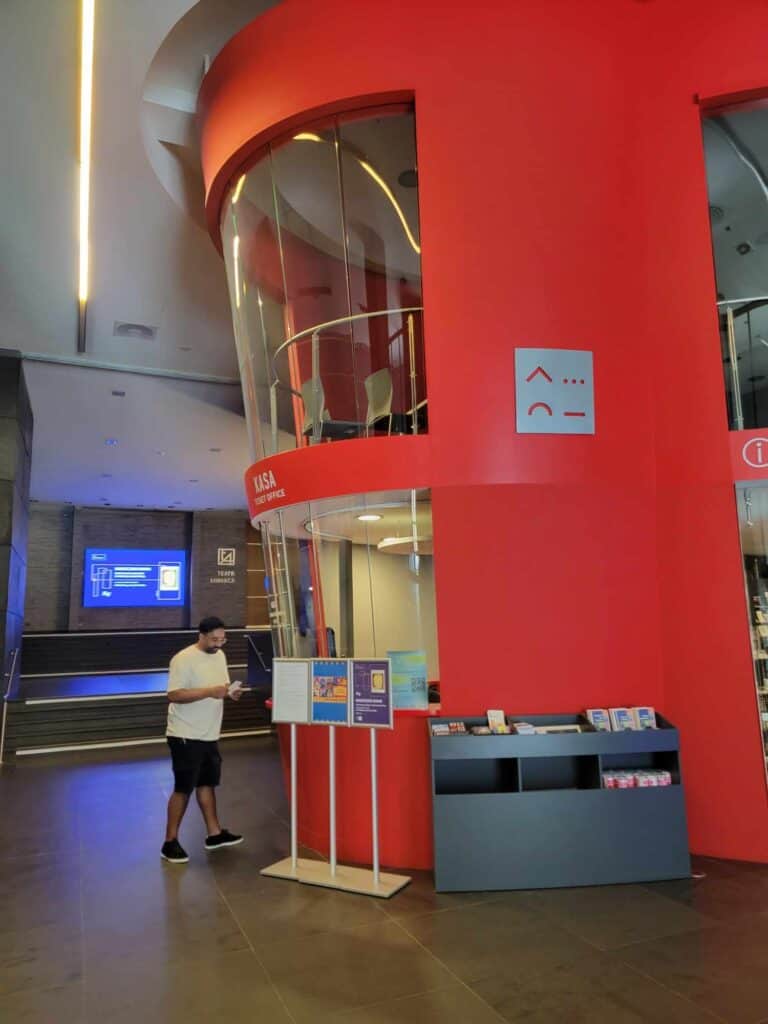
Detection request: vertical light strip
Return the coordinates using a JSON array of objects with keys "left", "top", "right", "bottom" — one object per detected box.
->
[{"left": 78, "top": 0, "right": 95, "bottom": 351}]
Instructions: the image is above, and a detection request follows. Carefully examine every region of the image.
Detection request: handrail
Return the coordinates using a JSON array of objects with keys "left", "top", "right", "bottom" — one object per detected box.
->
[
  {"left": 717, "top": 297, "right": 768, "bottom": 306},
  {"left": 246, "top": 632, "right": 271, "bottom": 674},
  {"left": 0, "top": 647, "right": 20, "bottom": 765},
  {"left": 271, "top": 306, "right": 424, "bottom": 381}
]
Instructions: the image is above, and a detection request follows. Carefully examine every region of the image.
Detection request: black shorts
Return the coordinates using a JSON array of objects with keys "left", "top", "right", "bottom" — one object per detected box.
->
[{"left": 167, "top": 737, "right": 222, "bottom": 794}]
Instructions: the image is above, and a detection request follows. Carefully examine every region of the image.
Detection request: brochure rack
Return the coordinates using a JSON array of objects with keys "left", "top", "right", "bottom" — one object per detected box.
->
[{"left": 429, "top": 713, "right": 690, "bottom": 891}]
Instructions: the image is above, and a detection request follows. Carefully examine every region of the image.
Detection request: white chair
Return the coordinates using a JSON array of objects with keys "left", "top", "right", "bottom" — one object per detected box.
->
[
  {"left": 365, "top": 368, "right": 393, "bottom": 436},
  {"left": 301, "top": 378, "right": 330, "bottom": 440}
]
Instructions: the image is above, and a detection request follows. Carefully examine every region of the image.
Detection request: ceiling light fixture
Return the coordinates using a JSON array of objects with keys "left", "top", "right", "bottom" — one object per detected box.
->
[
  {"left": 358, "top": 159, "right": 421, "bottom": 254},
  {"left": 232, "top": 174, "right": 246, "bottom": 204},
  {"left": 356, "top": 513, "right": 382, "bottom": 522},
  {"left": 377, "top": 535, "right": 422, "bottom": 550},
  {"left": 292, "top": 132, "right": 421, "bottom": 255},
  {"left": 78, "top": 0, "right": 95, "bottom": 353}
]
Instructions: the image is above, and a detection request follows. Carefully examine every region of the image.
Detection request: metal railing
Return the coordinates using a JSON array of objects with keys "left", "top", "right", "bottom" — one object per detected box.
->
[
  {"left": 0, "top": 647, "right": 20, "bottom": 765},
  {"left": 717, "top": 297, "right": 768, "bottom": 432},
  {"left": 269, "top": 306, "right": 425, "bottom": 448}
]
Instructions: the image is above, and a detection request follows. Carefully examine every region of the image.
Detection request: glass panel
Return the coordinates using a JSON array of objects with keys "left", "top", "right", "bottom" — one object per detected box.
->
[
  {"left": 338, "top": 111, "right": 425, "bottom": 432},
  {"left": 271, "top": 125, "right": 358, "bottom": 436},
  {"left": 701, "top": 105, "right": 768, "bottom": 429},
  {"left": 736, "top": 484, "right": 768, "bottom": 784},
  {"left": 219, "top": 105, "right": 428, "bottom": 453},
  {"left": 259, "top": 489, "right": 439, "bottom": 694},
  {"left": 221, "top": 155, "right": 289, "bottom": 458}
]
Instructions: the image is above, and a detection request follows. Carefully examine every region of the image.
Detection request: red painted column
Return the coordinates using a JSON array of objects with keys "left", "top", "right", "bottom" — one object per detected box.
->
[{"left": 199, "top": 0, "right": 768, "bottom": 866}]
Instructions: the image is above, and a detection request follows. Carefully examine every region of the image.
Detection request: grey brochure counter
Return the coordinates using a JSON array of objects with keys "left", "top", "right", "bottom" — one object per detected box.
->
[{"left": 429, "top": 714, "right": 691, "bottom": 891}]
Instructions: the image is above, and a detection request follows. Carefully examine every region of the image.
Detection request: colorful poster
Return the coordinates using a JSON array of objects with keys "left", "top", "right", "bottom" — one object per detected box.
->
[
  {"left": 311, "top": 659, "right": 350, "bottom": 724},
  {"left": 351, "top": 659, "right": 392, "bottom": 729},
  {"left": 388, "top": 650, "right": 428, "bottom": 710}
]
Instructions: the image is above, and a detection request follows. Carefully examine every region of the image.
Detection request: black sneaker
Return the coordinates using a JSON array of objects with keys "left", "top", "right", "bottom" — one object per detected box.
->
[
  {"left": 204, "top": 829, "right": 244, "bottom": 851},
  {"left": 161, "top": 839, "right": 189, "bottom": 863}
]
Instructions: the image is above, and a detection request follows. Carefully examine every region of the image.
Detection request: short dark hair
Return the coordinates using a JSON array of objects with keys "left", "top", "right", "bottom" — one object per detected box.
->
[{"left": 198, "top": 616, "right": 225, "bottom": 635}]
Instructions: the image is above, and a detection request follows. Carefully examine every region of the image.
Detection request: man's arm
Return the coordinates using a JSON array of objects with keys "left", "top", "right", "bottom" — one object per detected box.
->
[{"left": 167, "top": 685, "right": 228, "bottom": 703}]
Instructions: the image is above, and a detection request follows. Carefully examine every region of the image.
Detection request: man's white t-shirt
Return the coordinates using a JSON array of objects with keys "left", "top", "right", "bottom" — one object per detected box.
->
[{"left": 166, "top": 644, "right": 230, "bottom": 741}]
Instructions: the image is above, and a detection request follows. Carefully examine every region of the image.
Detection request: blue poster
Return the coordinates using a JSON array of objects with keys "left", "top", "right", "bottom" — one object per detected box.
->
[
  {"left": 388, "top": 650, "right": 428, "bottom": 710},
  {"left": 351, "top": 659, "right": 392, "bottom": 729},
  {"left": 311, "top": 659, "right": 350, "bottom": 724}
]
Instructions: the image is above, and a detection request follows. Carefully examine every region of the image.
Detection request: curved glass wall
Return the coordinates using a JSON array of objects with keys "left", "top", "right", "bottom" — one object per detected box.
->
[
  {"left": 220, "top": 106, "right": 426, "bottom": 458},
  {"left": 260, "top": 489, "right": 439, "bottom": 694},
  {"left": 702, "top": 102, "right": 768, "bottom": 429}
]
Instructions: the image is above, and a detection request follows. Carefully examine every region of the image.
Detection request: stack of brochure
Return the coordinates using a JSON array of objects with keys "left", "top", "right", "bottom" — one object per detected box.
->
[
  {"left": 586, "top": 707, "right": 657, "bottom": 732},
  {"left": 431, "top": 721, "right": 467, "bottom": 736}
]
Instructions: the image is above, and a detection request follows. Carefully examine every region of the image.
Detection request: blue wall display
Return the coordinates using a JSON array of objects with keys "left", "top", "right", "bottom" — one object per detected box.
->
[{"left": 83, "top": 548, "right": 187, "bottom": 608}]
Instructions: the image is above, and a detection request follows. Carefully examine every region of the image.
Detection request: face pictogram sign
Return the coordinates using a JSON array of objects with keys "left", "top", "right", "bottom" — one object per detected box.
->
[{"left": 514, "top": 349, "right": 595, "bottom": 435}]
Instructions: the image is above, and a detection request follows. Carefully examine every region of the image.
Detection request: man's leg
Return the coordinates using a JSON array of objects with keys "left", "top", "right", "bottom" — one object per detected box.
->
[
  {"left": 195, "top": 786, "right": 221, "bottom": 836},
  {"left": 165, "top": 791, "right": 191, "bottom": 842}
]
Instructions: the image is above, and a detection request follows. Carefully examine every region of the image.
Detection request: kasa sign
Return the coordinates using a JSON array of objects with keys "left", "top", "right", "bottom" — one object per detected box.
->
[{"left": 251, "top": 468, "right": 286, "bottom": 508}]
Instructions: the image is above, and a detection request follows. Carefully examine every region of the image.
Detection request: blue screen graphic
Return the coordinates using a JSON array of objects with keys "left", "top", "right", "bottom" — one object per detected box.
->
[{"left": 83, "top": 549, "right": 187, "bottom": 608}]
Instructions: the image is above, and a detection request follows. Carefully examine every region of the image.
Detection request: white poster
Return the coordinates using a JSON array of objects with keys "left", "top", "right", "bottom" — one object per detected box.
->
[{"left": 271, "top": 658, "right": 311, "bottom": 724}]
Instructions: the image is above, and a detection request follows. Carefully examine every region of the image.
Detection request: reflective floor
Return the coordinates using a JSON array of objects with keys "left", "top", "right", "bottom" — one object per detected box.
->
[{"left": 1, "top": 736, "right": 767, "bottom": 1023}]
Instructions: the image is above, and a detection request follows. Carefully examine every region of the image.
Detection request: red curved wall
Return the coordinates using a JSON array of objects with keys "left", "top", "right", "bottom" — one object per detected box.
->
[{"left": 200, "top": 0, "right": 768, "bottom": 866}]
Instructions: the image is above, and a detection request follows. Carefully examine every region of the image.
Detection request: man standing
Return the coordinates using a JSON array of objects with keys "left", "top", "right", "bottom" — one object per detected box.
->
[{"left": 161, "top": 616, "right": 244, "bottom": 864}]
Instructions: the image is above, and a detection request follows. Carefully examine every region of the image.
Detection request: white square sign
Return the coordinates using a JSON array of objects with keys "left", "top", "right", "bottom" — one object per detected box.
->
[
  {"left": 515, "top": 348, "right": 595, "bottom": 435},
  {"left": 217, "top": 547, "right": 236, "bottom": 566}
]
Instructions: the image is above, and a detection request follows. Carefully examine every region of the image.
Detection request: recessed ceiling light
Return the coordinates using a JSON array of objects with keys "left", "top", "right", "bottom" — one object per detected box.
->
[
  {"left": 357, "top": 513, "right": 382, "bottom": 522},
  {"left": 105, "top": 438, "right": 118, "bottom": 446},
  {"left": 111, "top": 389, "right": 125, "bottom": 397},
  {"left": 113, "top": 321, "right": 157, "bottom": 340}
]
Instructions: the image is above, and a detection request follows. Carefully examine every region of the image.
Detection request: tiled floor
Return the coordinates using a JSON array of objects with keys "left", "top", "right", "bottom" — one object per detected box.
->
[{"left": 2, "top": 736, "right": 768, "bottom": 1023}]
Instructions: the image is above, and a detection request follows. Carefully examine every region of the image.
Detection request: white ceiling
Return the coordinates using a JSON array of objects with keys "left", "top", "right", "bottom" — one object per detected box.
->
[{"left": 0, "top": 0, "right": 279, "bottom": 510}]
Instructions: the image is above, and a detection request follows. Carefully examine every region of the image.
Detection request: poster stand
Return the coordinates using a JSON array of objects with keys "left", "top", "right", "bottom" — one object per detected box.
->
[{"left": 260, "top": 658, "right": 410, "bottom": 899}]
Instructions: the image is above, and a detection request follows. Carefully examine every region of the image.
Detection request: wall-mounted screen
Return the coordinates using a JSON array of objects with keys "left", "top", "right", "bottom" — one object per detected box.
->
[{"left": 83, "top": 548, "right": 187, "bottom": 608}]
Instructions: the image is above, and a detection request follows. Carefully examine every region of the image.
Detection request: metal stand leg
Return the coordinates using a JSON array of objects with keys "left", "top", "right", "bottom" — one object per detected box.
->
[
  {"left": 329, "top": 725, "right": 337, "bottom": 877},
  {"left": 370, "top": 729, "right": 380, "bottom": 887},
  {"left": 290, "top": 723, "right": 298, "bottom": 872}
]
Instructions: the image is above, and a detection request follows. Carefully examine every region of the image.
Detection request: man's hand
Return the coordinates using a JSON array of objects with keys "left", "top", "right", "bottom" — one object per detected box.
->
[
  {"left": 209, "top": 684, "right": 229, "bottom": 699},
  {"left": 228, "top": 681, "right": 243, "bottom": 701}
]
